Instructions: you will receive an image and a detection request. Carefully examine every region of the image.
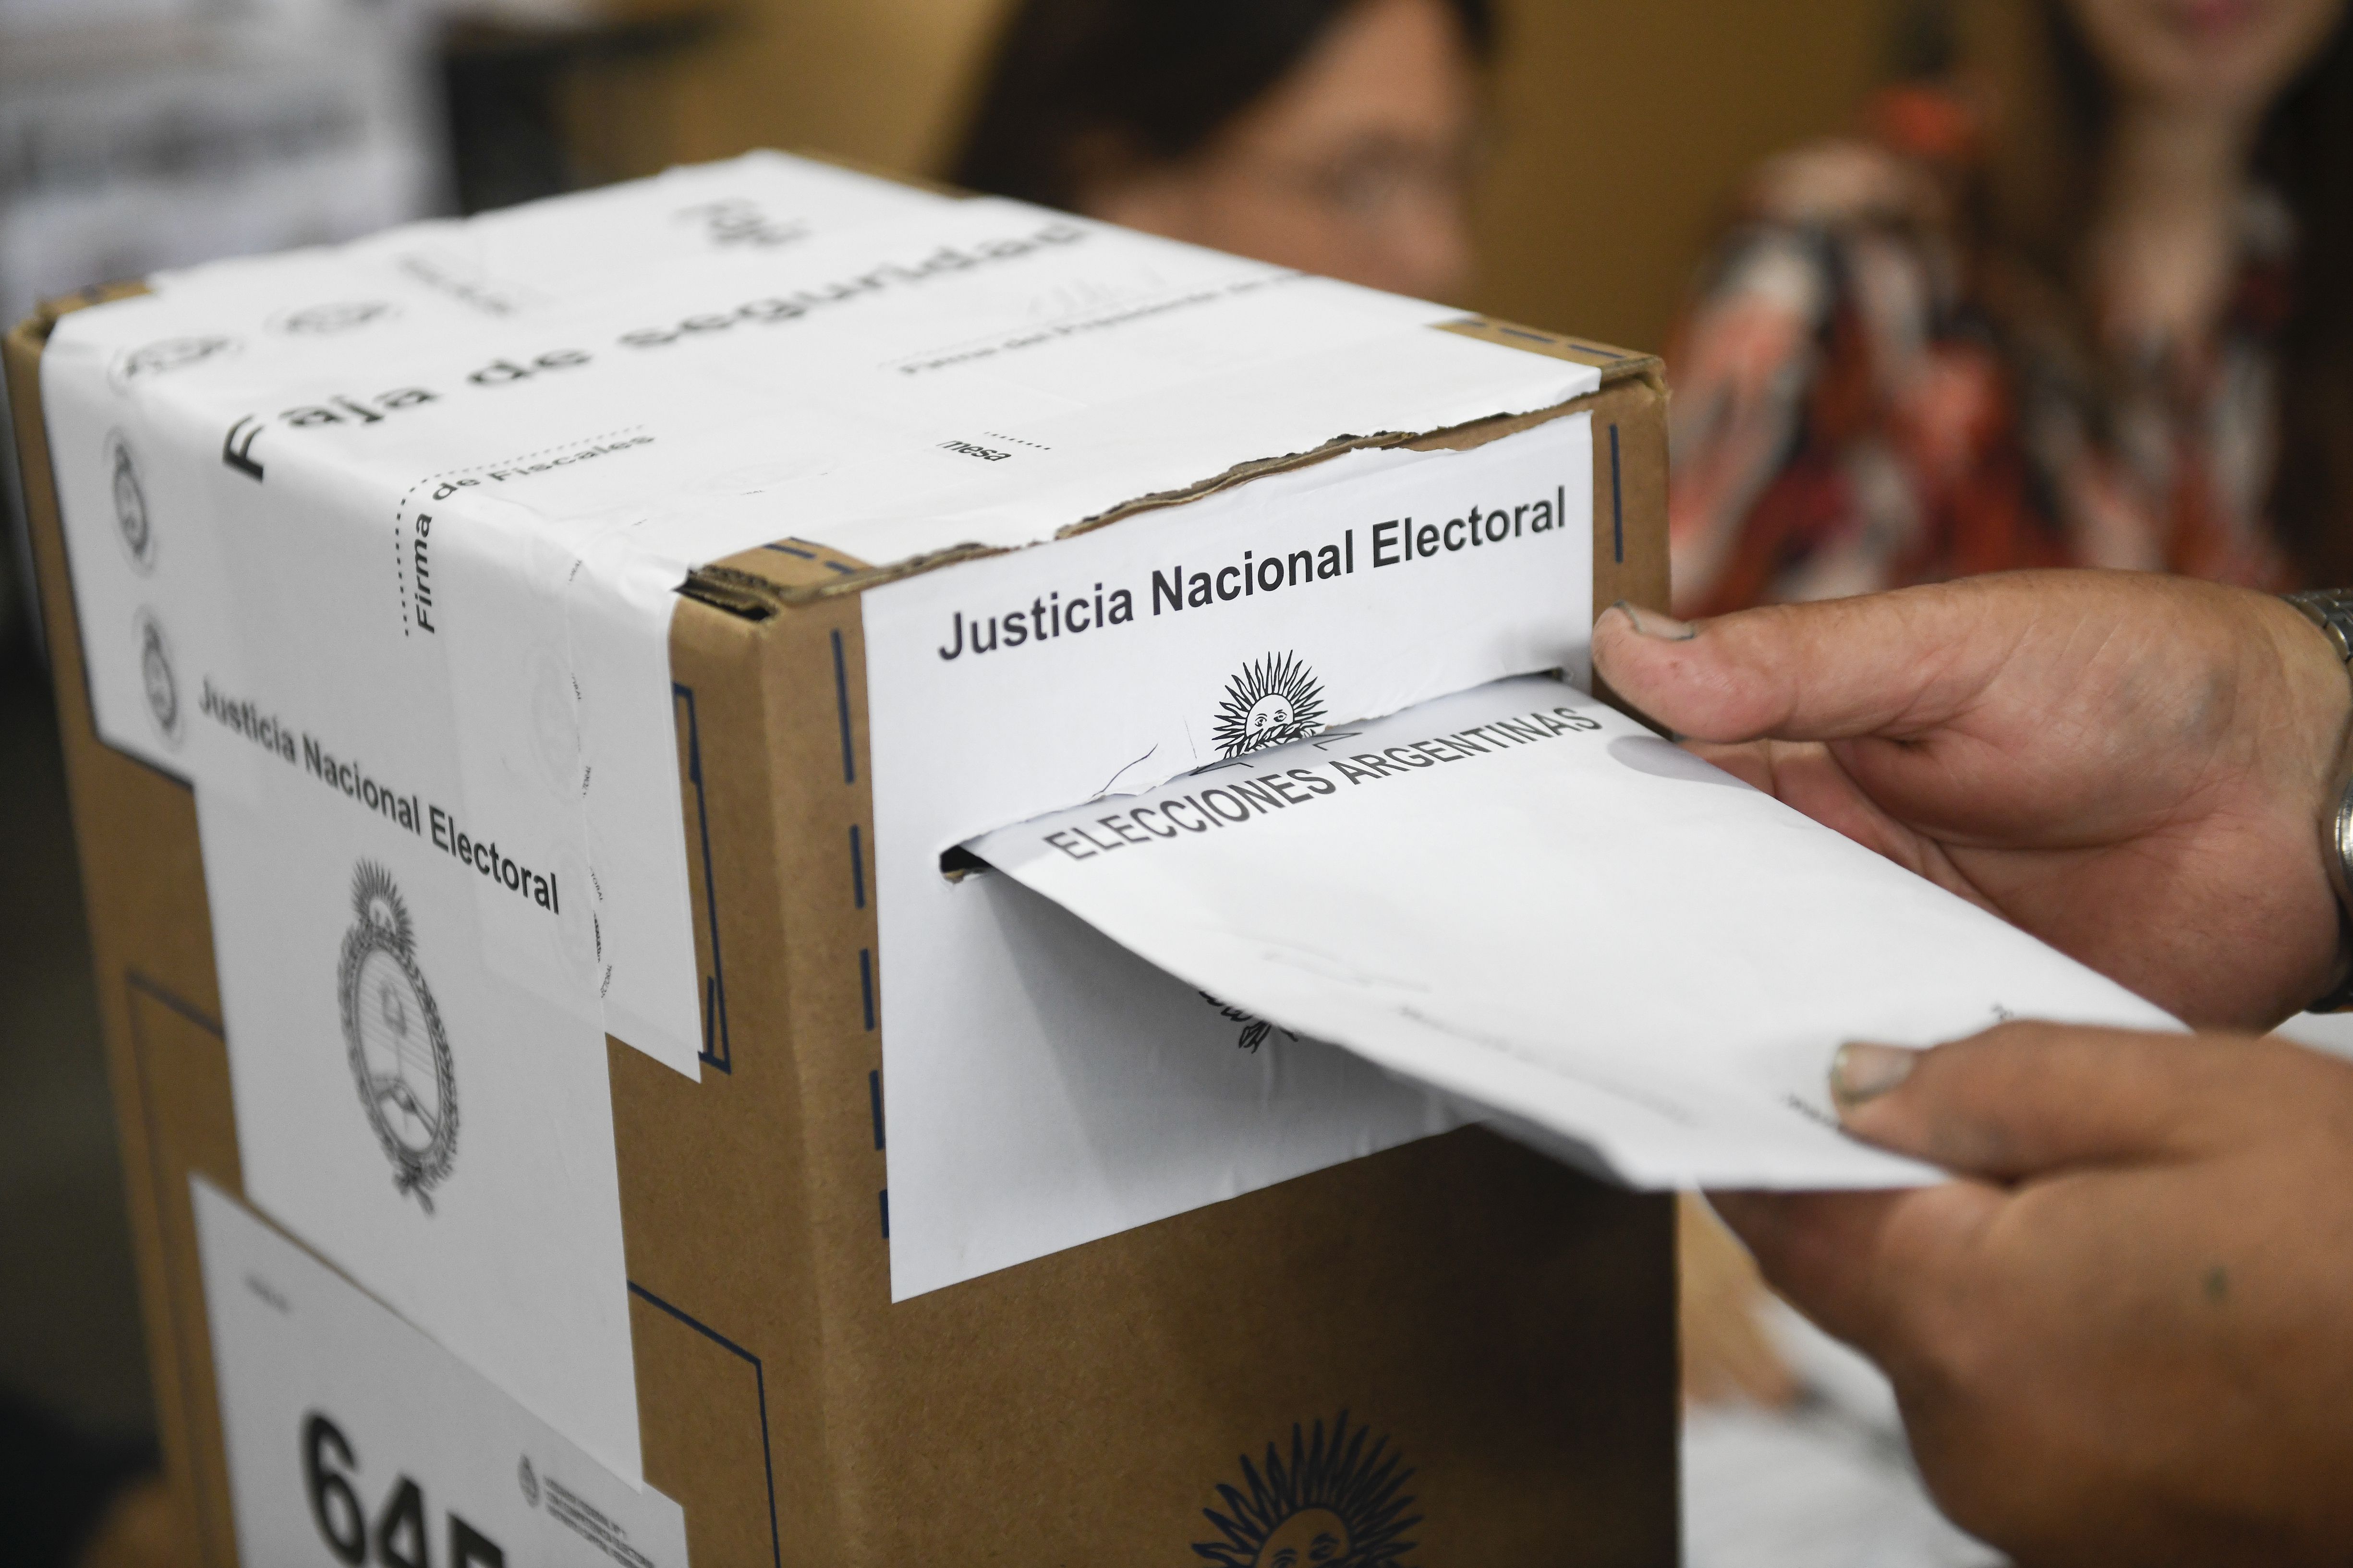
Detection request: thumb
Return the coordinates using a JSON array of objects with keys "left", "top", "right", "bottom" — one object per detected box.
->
[
  {"left": 1829, "top": 1022, "right": 2253, "bottom": 1180},
  {"left": 1590, "top": 582, "right": 2011, "bottom": 744}
]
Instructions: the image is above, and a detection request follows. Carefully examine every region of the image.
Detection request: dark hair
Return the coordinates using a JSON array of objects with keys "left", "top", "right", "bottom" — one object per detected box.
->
[
  {"left": 950, "top": 0, "right": 1496, "bottom": 212},
  {"left": 1982, "top": 0, "right": 2353, "bottom": 584}
]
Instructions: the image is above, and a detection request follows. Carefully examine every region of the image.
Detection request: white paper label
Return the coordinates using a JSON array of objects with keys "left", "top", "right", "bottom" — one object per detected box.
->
[
  {"left": 862, "top": 416, "right": 1594, "bottom": 1298},
  {"left": 192, "top": 1176, "right": 689, "bottom": 1566},
  {"left": 196, "top": 777, "right": 641, "bottom": 1483},
  {"left": 968, "top": 675, "right": 2183, "bottom": 1189}
]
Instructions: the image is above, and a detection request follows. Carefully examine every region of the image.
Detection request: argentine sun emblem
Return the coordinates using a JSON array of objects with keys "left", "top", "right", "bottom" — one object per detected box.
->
[
  {"left": 1213, "top": 652, "right": 1326, "bottom": 759},
  {"left": 1200, "top": 652, "right": 1327, "bottom": 1051},
  {"left": 1193, "top": 1411, "right": 1421, "bottom": 1568},
  {"left": 339, "top": 862, "right": 457, "bottom": 1211}
]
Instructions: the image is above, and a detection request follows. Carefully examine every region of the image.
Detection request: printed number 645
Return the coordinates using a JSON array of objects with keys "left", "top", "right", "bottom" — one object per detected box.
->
[{"left": 304, "top": 1411, "right": 505, "bottom": 1568}]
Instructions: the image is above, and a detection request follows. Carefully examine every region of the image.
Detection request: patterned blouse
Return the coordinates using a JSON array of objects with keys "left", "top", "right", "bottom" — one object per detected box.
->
[{"left": 1667, "top": 86, "right": 2296, "bottom": 616}]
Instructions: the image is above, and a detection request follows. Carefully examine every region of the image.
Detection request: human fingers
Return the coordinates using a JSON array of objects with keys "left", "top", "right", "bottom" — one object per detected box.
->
[
  {"left": 1591, "top": 578, "right": 2025, "bottom": 745},
  {"left": 1593, "top": 569, "right": 2317, "bottom": 764},
  {"left": 1711, "top": 1024, "right": 2246, "bottom": 1359},
  {"left": 1826, "top": 1023, "right": 2278, "bottom": 1181}
]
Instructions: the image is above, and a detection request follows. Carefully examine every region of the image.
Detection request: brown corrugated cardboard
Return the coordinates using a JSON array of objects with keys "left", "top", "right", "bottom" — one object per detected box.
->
[{"left": 12, "top": 278, "right": 1676, "bottom": 1565}]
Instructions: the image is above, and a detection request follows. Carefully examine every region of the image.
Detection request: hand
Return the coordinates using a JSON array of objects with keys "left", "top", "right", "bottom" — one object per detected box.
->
[
  {"left": 1592, "top": 570, "right": 2352, "bottom": 1030},
  {"left": 1713, "top": 1025, "right": 2353, "bottom": 1566}
]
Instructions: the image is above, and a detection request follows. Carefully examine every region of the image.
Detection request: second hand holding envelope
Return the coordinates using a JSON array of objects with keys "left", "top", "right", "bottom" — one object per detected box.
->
[{"left": 965, "top": 674, "right": 2179, "bottom": 1189}]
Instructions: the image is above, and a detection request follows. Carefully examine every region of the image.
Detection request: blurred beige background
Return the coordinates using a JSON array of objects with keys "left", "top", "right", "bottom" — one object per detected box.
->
[{"left": 573, "top": 0, "right": 1899, "bottom": 354}]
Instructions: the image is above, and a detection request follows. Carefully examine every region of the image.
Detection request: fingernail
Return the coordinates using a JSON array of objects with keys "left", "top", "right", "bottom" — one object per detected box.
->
[
  {"left": 1830, "top": 1041, "right": 1916, "bottom": 1110},
  {"left": 1610, "top": 599, "right": 1696, "bottom": 641}
]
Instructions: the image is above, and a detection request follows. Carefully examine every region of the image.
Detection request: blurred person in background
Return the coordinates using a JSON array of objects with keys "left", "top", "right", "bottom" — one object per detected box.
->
[
  {"left": 1668, "top": 0, "right": 2353, "bottom": 1510},
  {"left": 952, "top": 0, "right": 1492, "bottom": 301},
  {"left": 1668, "top": 0, "right": 2352, "bottom": 617}
]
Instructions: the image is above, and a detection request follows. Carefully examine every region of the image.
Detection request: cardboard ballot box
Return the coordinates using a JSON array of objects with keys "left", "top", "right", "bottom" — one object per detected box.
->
[{"left": 10, "top": 155, "right": 1676, "bottom": 1566}]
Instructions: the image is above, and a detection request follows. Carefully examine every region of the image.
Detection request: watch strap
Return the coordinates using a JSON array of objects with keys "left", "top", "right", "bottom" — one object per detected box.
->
[
  {"left": 2311, "top": 904, "right": 2353, "bottom": 1013},
  {"left": 2288, "top": 589, "right": 2353, "bottom": 664},
  {"left": 2286, "top": 591, "right": 2353, "bottom": 1011}
]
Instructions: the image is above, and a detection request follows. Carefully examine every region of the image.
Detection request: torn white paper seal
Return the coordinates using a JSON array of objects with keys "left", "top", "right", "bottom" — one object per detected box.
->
[{"left": 964, "top": 674, "right": 2180, "bottom": 1189}]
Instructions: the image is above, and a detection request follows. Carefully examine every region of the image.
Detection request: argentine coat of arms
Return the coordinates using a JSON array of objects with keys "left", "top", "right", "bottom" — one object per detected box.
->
[{"left": 339, "top": 862, "right": 457, "bottom": 1211}]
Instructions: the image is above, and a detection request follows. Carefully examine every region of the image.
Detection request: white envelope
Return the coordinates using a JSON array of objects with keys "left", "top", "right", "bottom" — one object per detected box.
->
[{"left": 968, "top": 674, "right": 2181, "bottom": 1188}]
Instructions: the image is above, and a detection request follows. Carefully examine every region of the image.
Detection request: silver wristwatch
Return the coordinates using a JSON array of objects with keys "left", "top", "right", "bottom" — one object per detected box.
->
[{"left": 2284, "top": 590, "right": 2353, "bottom": 1012}]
